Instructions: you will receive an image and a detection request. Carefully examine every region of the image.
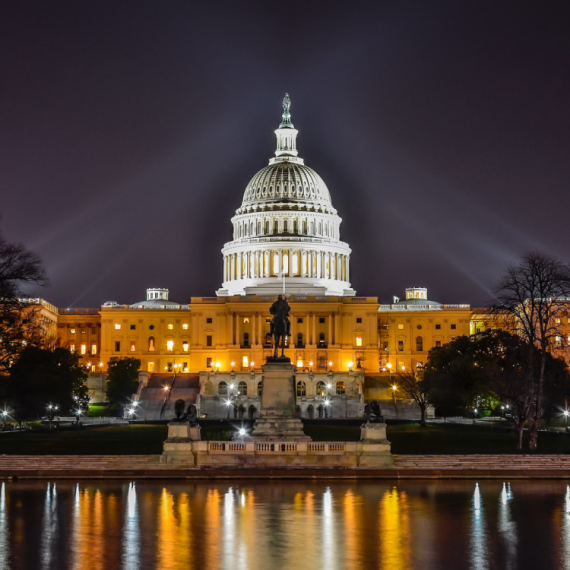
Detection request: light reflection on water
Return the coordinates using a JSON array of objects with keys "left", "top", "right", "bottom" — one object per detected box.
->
[{"left": 0, "top": 480, "right": 569, "bottom": 569}]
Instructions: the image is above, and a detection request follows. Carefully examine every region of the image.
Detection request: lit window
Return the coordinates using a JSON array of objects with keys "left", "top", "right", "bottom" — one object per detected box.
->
[
  {"left": 81, "top": 330, "right": 86, "bottom": 334},
  {"left": 296, "top": 381, "right": 306, "bottom": 397},
  {"left": 242, "top": 356, "right": 249, "bottom": 368},
  {"left": 555, "top": 336, "right": 562, "bottom": 346},
  {"left": 167, "top": 324, "right": 173, "bottom": 330},
  {"left": 238, "top": 381, "right": 248, "bottom": 396},
  {"left": 70, "top": 344, "right": 75, "bottom": 353},
  {"left": 416, "top": 362, "right": 424, "bottom": 369},
  {"left": 91, "top": 344, "right": 97, "bottom": 355},
  {"left": 297, "top": 360, "right": 303, "bottom": 368},
  {"left": 182, "top": 324, "right": 188, "bottom": 330},
  {"left": 398, "top": 324, "right": 404, "bottom": 330},
  {"left": 114, "top": 323, "right": 121, "bottom": 330},
  {"left": 336, "top": 381, "right": 346, "bottom": 395},
  {"left": 243, "top": 317, "right": 250, "bottom": 324},
  {"left": 183, "top": 362, "right": 188, "bottom": 372},
  {"left": 148, "top": 362, "right": 154, "bottom": 372},
  {"left": 70, "top": 328, "right": 76, "bottom": 334},
  {"left": 183, "top": 341, "right": 189, "bottom": 352},
  {"left": 80, "top": 344, "right": 86, "bottom": 355},
  {"left": 356, "top": 335, "right": 363, "bottom": 347},
  {"left": 130, "top": 342, "right": 136, "bottom": 352},
  {"left": 148, "top": 337, "right": 155, "bottom": 351},
  {"left": 166, "top": 340, "right": 174, "bottom": 352},
  {"left": 316, "top": 381, "right": 326, "bottom": 396}
]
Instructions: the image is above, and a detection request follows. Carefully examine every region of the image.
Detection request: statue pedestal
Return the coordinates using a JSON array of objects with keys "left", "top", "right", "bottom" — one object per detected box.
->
[
  {"left": 251, "top": 361, "right": 311, "bottom": 441},
  {"left": 358, "top": 421, "right": 393, "bottom": 467},
  {"left": 161, "top": 422, "right": 201, "bottom": 464}
]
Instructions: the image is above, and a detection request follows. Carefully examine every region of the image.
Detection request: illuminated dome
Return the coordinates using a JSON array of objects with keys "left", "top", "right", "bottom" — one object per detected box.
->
[{"left": 217, "top": 94, "right": 355, "bottom": 298}]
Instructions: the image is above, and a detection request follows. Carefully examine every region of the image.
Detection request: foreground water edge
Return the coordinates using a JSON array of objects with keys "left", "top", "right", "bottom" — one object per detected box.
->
[{"left": 1, "top": 479, "right": 570, "bottom": 569}]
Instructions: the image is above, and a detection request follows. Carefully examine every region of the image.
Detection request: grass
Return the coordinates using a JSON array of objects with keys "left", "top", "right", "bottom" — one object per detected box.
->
[{"left": 1, "top": 421, "right": 570, "bottom": 455}]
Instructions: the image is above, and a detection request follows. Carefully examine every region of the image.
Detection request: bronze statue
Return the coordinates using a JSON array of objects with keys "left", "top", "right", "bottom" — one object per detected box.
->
[
  {"left": 269, "top": 294, "right": 291, "bottom": 358},
  {"left": 186, "top": 403, "right": 198, "bottom": 426},
  {"left": 364, "top": 400, "right": 383, "bottom": 423},
  {"left": 174, "top": 399, "right": 185, "bottom": 421}
]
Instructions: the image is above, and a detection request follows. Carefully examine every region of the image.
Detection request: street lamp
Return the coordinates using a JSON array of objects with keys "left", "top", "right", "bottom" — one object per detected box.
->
[
  {"left": 328, "top": 361, "right": 333, "bottom": 371},
  {"left": 564, "top": 410, "right": 569, "bottom": 433},
  {"left": 348, "top": 361, "right": 354, "bottom": 372},
  {"left": 392, "top": 384, "right": 397, "bottom": 406}
]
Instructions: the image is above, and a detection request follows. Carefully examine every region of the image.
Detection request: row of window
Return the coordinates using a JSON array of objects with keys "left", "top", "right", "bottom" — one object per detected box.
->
[
  {"left": 113, "top": 338, "right": 190, "bottom": 352},
  {"left": 114, "top": 323, "right": 190, "bottom": 331},
  {"left": 216, "top": 380, "right": 346, "bottom": 397},
  {"left": 70, "top": 344, "right": 97, "bottom": 355},
  {"left": 396, "top": 337, "right": 443, "bottom": 352},
  {"left": 396, "top": 323, "right": 457, "bottom": 330}
]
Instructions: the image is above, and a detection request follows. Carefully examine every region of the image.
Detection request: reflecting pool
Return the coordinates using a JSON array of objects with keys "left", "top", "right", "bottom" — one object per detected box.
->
[{"left": 0, "top": 479, "right": 569, "bottom": 569}]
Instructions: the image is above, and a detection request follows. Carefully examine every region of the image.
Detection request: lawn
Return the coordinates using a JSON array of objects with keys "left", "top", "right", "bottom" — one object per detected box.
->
[{"left": 1, "top": 421, "right": 570, "bottom": 455}]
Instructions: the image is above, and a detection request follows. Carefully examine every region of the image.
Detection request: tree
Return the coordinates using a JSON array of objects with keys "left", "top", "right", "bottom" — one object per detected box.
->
[
  {"left": 106, "top": 357, "right": 141, "bottom": 407},
  {"left": 493, "top": 251, "right": 570, "bottom": 449},
  {"left": 423, "top": 333, "right": 498, "bottom": 417},
  {"left": 396, "top": 370, "right": 431, "bottom": 427},
  {"left": 6, "top": 346, "right": 88, "bottom": 424},
  {"left": 0, "top": 230, "right": 47, "bottom": 373}
]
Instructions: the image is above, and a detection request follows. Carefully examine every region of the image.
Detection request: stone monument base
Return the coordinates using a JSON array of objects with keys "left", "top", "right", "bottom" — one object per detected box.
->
[
  {"left": 161, "top": 422, "right": 201, "bottom": 465},
  {"left": 359, "top": 421, "right": 393, "bottom": 468},
  {"left": 250, "top": 416, "right": 311, "bottom": 441}
]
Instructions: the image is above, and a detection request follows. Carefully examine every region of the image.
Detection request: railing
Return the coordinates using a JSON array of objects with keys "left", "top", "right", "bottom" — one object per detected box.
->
[{"left": 206, "top": 441, "right": 349, "bottom": 454}]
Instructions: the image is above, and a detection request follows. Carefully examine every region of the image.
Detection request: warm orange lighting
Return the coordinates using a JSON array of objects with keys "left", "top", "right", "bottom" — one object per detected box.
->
[{"left": 392, "top": 384, "right": 397, "bottom": 391}]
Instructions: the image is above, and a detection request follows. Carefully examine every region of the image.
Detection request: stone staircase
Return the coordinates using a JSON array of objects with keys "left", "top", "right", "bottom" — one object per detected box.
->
[{"left": 137, "top": 374, "right": 200, "bottom": 421}]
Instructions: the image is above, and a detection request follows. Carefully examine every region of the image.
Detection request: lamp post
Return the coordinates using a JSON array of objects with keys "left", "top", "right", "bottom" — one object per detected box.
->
[
  {"left": 2, "top": 410, "right": 8, "bottom": 431},
  {"left": 564, "top": 410, "right": 569, "bottom": 433}
]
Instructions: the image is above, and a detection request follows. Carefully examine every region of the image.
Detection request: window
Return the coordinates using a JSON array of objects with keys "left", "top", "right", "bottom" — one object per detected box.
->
[
  {"left": 355, "top": 335, "right": 363, "bottom": 347},
  {"left": 206, "top": 335, "right": 213, "bottom": 347},
  {"left": 243, "top": 333, "right": 249, "bottom": 347},
  {"left": 70, "top": 344, "right": 75, "bottom": 353},
  {"left": 149, "top": 325, "right": 155, "bottom": 330},
  {"left": 398, "top": 324, "right": 404, "bottom": 330},
  {"left": 80, "top": 344, "right": 86, "bottom": 355},
  {"left": 114, "top": 323, "right": 121, "bottom": 330},
  {"left": 81, "top": 330, "right": 86, "bottom": 334},
  {"left": 167, "top": 324, "right": 173, "bottom": 330},
  {"left": 336, "top": 381, "right": 346, "bottom": 395},
  {"left": 417, "top": 324, "right": 422, "bottom": 330},
  {"left": 206, "top": 318, "right": 213, "bottom": 324},
  {"left": 183, "top": 341, "right": 189, "bottom": 352},
  {"left": 476, "top": 327, "right": 481, "bottom": 333},
  {"left": 451, "top": 324, "right": 457, "bottom": 330},
  {"left": 555, "top": 336, "right": 562, "bottom": 346},
  {"left": 297, "top": 360, "right": 304, "bottom": 368},
  {"left": 297, "top": 333, "right": 304, "bottom": 347},
  {"left": 243, "top": 317, "right": 249, "bottom": 324},
  {"left": 183, "top": 362, "right": 188, "bottom": 372},
  {"left": 356, "top": 318, "right": 362, "bottom": 323},
  {"left": 258, "top": 381, "right": 263, "bottom": 396},
  {"left": 316, "top": 381, "right": 327, "bottom": 397},
  {"left": 182, "top": 324, "right": 189, "bottom": 330},
  {"left": 148, "top": 337, "right": 155, "bottom": 351},
  {"left": 297, "top": 318, "right": 303, "bottom": 324},
  {"left": 416, "top": 362, "right": 424, "bottom": 370},
  {"left": 70, "top": 328, "right": 76, "bottom": 334},
  {"left": 166, "top": 340, "right": 174, "bottom": 352},
  {"left": 319, "top": 317, "right": 325, "bottom": 324},
  {"left": 296, "top": 381, "right": 306, "bottom": 397},
  {"left": 319, "top": 332, "right": 326, "bottom": 347},
  {"left": 435, "top": 324, "right": 441, "bottom": 330},
  {"left": 398, "top": 340, "right": 404, "bottom": 352},
  {"left": 238, "top": 381, "right": 248, "bottom": 396},
  {"left": 206, "top": 357, "right": 213, "bottom": 368},
  {"left": 556, "top": 318, "right": 561, "bottom": 324},
  {"left": 242, "top": 356, "right": 249, "bottom": 368},
  {"left": 91, "top": 344, "right": 97, "bottom": 355},
  {"left": 130, "top": 342, "right": 136, "bottom": 352},
  {"left": 130, "top": 324, "right": 136, "bottom": 330},
  {"left": 114, "top": 341, "right": 121, "bottom": 352},
  {"left": 148, "top": 362, "right": 154, "bottom": 372},
  {"left": 416, "top": 336, "right": 423, "bottom": 351},
  {"left": 218, "top": 381, "right": 228, "bottom": 396},
  {"left": 435, "top": 340, "right": 442, "bottom": 347}
]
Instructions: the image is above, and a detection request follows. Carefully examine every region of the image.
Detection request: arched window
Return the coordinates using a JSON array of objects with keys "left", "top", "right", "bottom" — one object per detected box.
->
[
  {"left": 297, "top": 333, "right": 304, "bottom": 347},
  {"left": 296, "top": 381, "right": 306, "bottom": 397},
  {"left": 265, "top": 221, "right": 269, "bottom": 234},
  {"left": 248, "top": 404, "right": 257, "bottom": 419},
  {"left": 416, "top": 336, "right": 423, "bottom": 351},
  {"left": 316, "top": 380, "right": 327, "bottom": 397},
  {"left": 307, "top": 405, "right": 314, "bottom": 419},
  {"left": 243, "top": 332, "right": 250, "bottom": 347},
  {"left": 218, "top": 381, "right": 228, "bottom": 396},
  {"left": 284, "top": 220, "right": 288, "bottom": 233},
  {"left": 238, "top": 381, "right": 248, "bottom": 396},
  {"left": 257, "top": 380, "right": 263, "bottom": 396},
  {"left": 293, "top": 220, "right": 298, "bottom": 233},
  {"left": 148, "top": 336, "right": 155, "bottom": 352},
  {"left": 336, "top": 381, "right": 346, "bottom": 395},
  {"left": 274, "top": 220, "right": 278, "bottom": 234}
]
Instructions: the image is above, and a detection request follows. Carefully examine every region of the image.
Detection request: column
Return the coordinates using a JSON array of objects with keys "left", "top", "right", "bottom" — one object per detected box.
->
[
  {"left": 328, "top": 313, "right": 333, "bottom": 344},
  {"left": 346, "top": 257, "right": 350, "bottom": 282},
  {"left": 301, "top": 250, "right": 306, "bottom": 277},
  {"left": 257, "top": 312, "right": 262, "bottom": 345},
  {"left": 236, "top": 314, "right": 241, "bottom": 347},
  {"left": 278, "top": 250, "right": 283, "bottom": 276},
  {"left": 252, "top": 314, "right": 257, "bottom": 345},
  {"left": 312, "top": 313, "right": 316, "bottom": 346},
  {"left": 334, "top": 311, "right": 339, "bottom": 345},
  {"left": 305, "top": 314, "right": 310, "bottom": 346}
]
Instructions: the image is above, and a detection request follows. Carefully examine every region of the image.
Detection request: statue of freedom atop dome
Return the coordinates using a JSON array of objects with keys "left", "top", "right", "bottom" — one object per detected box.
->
[
  {"left": 280, "top": 93, "right": 293, "bottom": 128},
  {"left": 269, "top": 295, "right": 291, "bottom": 358}
]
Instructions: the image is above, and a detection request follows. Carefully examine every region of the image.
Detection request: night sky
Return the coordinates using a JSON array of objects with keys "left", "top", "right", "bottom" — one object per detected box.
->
[{"left": 2, "top": 1, "right": 569, "bottom": 309}]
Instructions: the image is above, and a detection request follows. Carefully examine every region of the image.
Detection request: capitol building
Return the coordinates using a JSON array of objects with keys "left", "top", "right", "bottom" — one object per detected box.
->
[{"left": 36, "top": 96, "right": 477, "bottom": 419}]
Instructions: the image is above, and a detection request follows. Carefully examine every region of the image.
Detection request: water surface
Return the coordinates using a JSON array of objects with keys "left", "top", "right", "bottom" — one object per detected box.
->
[{"left": 0, "top": 479, "right": 569, "bottom": 569}]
